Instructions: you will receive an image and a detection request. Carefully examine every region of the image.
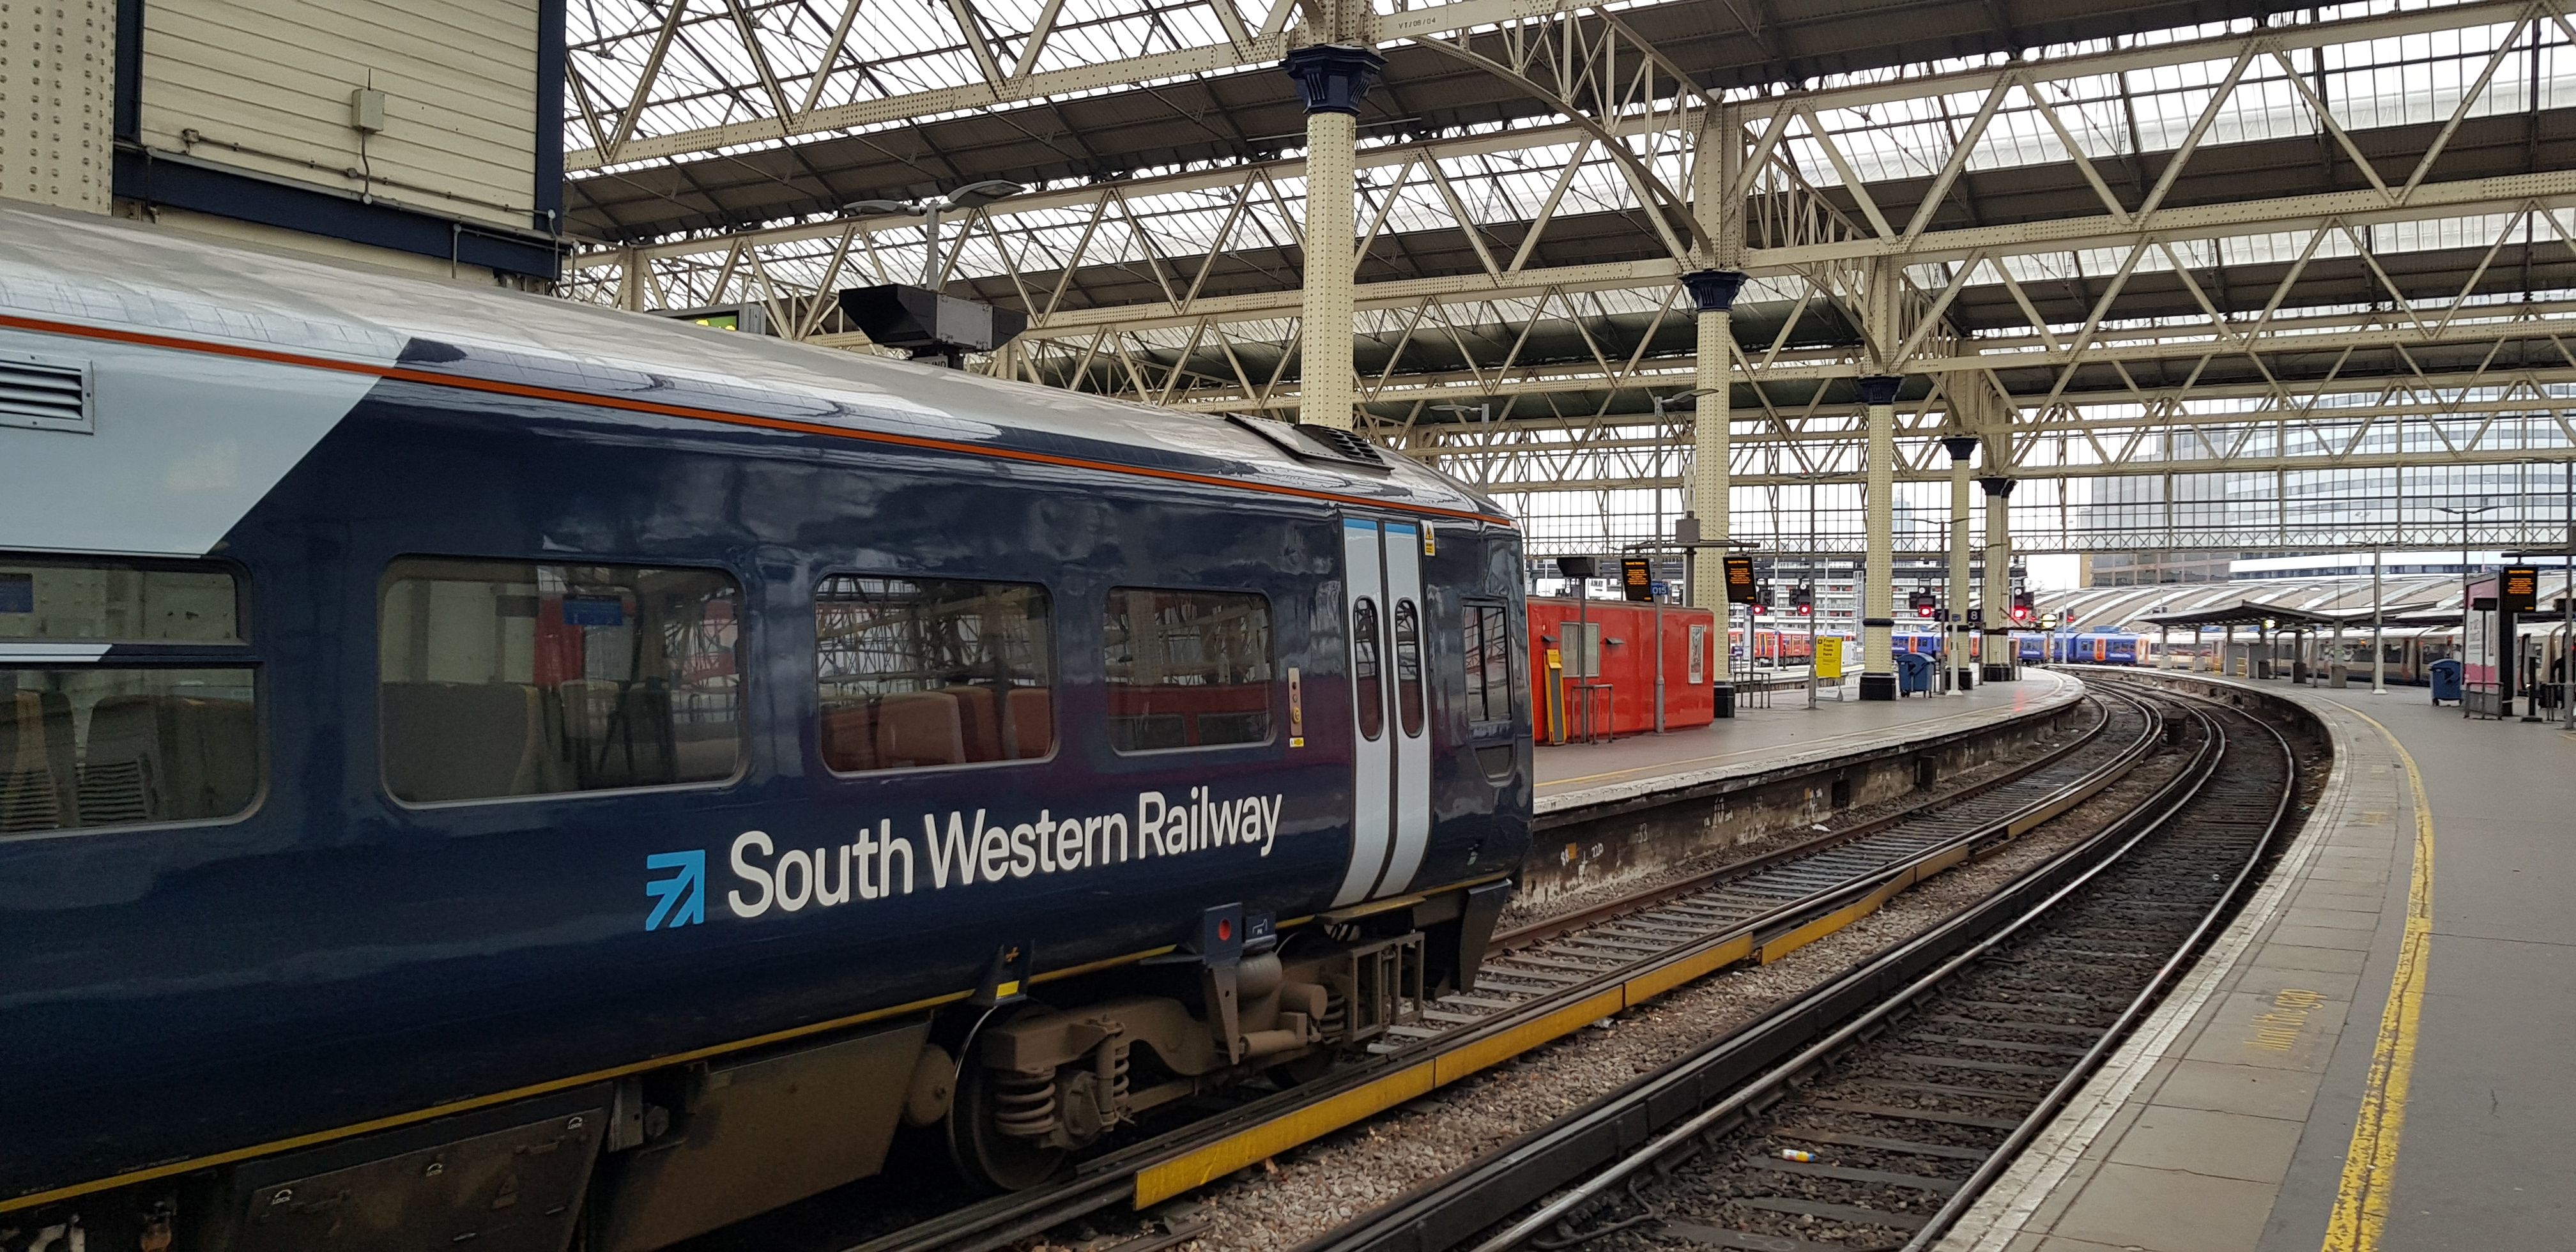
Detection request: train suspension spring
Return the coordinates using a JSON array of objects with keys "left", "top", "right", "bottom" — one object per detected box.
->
[{"left": 990, "top": 1070, "right": 1057, "bottom": 1140}]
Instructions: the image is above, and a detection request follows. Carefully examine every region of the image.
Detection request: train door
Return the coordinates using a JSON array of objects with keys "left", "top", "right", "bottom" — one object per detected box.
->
[{"left": 1333, "top": 517, "right": 1432, "bottom": 906}]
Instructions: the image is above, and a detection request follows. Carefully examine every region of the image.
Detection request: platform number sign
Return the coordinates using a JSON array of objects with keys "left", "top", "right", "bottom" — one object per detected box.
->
[
  {"left": 1723, "top": 556, "right": 1758, "bottom": 605},
  {"left": 2501, "top": 567, "right": 2540, "bottom": 613},
  {"left": 1621, "top": 558, "right": 1653, "bottom": 602}
]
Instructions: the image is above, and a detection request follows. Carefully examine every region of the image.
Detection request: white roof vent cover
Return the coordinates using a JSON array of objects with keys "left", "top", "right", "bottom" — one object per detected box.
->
[{"left": 0, "top": 351, "right": 93, "bottom": 434}]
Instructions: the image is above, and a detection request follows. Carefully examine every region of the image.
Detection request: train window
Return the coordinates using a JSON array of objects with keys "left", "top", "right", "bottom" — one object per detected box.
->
[
  {"left": 1352, "top": 598, "right": 1384, "bottom": 742},
  {"left": 815, "top": 576, "right": 1054, "bottom": 772},
  {"left": 1393, "top": 600, "right": 1424, "bottom": 738},
  {"left": 1462, "top": 602, "right": 1512, "bottom": 726},
  {"left": 377, "top": 560, "right": 744, "bottom": 804},
  {"left": 1, "top": 560, "right": 259, "bottom": 836},
  {"left": 1, "top": 668, "right": 260, "bottom": 834},
  {"left": 1104, "top": 588, "right": 1274, "bottom": 752},
  {"left": 0, "top": 560, "right": 240, "bottom": 642}
]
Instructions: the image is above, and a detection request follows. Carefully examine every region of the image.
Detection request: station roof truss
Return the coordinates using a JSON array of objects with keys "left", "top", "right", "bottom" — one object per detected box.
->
[{"left": 558, "top": 0, "right": 2576, "bottom": 553}]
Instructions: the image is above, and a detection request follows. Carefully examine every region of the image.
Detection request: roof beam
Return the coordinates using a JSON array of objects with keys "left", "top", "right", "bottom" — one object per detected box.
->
[
  {"left": 976, "top": 168, "right": 2576, "bottom": 337},
  {"left": 567, "top": 0, "right": 1592, "bottom": 171}
]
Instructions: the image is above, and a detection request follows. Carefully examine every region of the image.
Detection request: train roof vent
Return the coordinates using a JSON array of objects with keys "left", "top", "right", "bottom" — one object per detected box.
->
[
  {"left": 1227, "top": 415, "right": 1390, "bottom": 471},
  {"left": 0, "top": 352, "right": 93, "bottom": 435}
]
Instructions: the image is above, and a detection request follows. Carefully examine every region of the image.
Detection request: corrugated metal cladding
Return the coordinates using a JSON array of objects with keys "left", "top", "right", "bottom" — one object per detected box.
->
[
  {"left": 138, "top": 0, "right": 540, "bottom": 231},
  {"left": 0, "top": 0, "right": 116, "bottom": 212}
]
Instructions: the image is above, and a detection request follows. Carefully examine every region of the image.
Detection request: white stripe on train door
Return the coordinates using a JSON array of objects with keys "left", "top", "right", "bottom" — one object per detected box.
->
[
  {"left": 1371, "top": 521, "right": 1432, "bottom": 897},
  {"left": 1331, "top": 519, "right": 1394, "bottom": 908}
]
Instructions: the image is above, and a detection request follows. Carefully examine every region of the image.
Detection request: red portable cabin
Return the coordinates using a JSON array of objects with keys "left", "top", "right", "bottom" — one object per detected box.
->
[{"left": 1526, "top": 597, "right": 1719, "bottom": 740}]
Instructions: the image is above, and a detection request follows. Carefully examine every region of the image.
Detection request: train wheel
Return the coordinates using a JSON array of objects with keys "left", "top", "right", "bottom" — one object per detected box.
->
[
  {"left": 1266, "top": 1048, "right": 1338, "bottom": 1087},
  {"left": 946, "top": 1014, "right": 1068, "bottom": 1192}
]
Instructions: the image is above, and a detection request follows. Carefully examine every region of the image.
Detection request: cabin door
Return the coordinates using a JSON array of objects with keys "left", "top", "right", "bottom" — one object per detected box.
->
[{"left": 1333, "top": 517, "right": 1432, "bottom": 906}]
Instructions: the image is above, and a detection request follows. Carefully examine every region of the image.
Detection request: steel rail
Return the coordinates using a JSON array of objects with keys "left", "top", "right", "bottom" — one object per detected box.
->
[
  {"left": 1298, "top": 683, "right": 2299, "bottom": 1252},
  {"left": 1897, "top": 676, "right": 2299, "bottom": 1250},
  {"left": 1296, "top": 686, "right": 2279, "bottom": 1252},
  {"left": 855, "top": 689, "right": 2160, "bottom": 1252}
]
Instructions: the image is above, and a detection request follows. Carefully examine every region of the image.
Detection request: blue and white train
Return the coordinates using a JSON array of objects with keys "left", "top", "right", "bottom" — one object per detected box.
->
[
  {"left": 2013, "top": 632, "right": 2143, "bottom": 664},
  {"left": 0, "top": 206, "right": 1532, "bottom": 1251}
]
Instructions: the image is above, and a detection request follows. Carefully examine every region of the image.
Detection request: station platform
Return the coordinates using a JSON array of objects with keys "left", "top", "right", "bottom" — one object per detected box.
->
[
  {"left": 1535, "top": 669, "right": 2084, "bottom": 816},
  {"left": 1945, "top": 674, "right": 2576, "bottom": 1252}
]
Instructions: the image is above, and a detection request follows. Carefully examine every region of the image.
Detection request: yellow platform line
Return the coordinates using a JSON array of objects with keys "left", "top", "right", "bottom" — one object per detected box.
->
[{"left": 2321, "top": 705, "right": 2435, "bottom": 1252}]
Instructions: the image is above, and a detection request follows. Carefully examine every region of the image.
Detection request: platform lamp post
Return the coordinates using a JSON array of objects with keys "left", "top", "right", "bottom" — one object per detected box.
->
[
  {"left": 2372, "top": 547, "right": 2387, "bottom": 694},
  {"left": 1652, "top": 385, "right": 1725, "bottom": 611},
  {"left": 1940, "top": 434, "right": 1979, "bottom": 694},
  {"left": 1855, "top": 374, "right": 1905, "bottom": 701},
  {"left": 2435, "top": 502, "right": 2497, "bottom": 717}
]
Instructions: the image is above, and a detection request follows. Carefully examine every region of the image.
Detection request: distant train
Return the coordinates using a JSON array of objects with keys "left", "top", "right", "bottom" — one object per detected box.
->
[
  {"left": 2014, "top": 632, "right": 2143, "bottom": 664},
  {"left": 1731, "top": 625, "right": 1954, "bottom": 666}
]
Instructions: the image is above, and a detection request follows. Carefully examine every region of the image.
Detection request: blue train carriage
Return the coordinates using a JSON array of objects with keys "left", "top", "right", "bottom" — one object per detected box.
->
[
  {"left": 0, "top": 205, "right": 1534, "bottom": 1251},
  {"left": 2010, "top": 632, "right": 2140, "bottom": 664}
]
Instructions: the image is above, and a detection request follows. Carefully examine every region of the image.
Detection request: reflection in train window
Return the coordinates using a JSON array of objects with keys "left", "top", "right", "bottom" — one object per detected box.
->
[
  {"left": 1462, "top": 602, "right": 1514, "bottom": 726},
  {"left": 0, "top": 560, "right": 240, "bottom": 642},
  {"left": 1, "top": 558, "right": 257, "bottom": 835},
  {"left": 1105, "top": 589, "right": 1274, "bottom": 752},
  {"left": 378, "top": 560, "right": 743, "bottom": 803},
  {"left": 1, "top": 667, "right": 259, "bottom": 834},
  {"left": 815, "top": 576, "right": 1054, "bottom": 774},
  {"left": 1351, "top": 598, "right": 1383, "bottom": 742},
  {"left": 1393, "top": 599, "right": 1424, "bottom": 738}
]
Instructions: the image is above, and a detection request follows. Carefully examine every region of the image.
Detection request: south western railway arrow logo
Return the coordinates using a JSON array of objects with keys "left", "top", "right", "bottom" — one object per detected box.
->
[{"left": 645, "top": 850, "right": 707, "bottom": 930}]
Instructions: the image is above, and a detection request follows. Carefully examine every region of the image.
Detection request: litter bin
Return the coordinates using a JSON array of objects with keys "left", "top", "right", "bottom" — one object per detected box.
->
[
  {"left": 1896, "top": 651, "right": 1936, "bottom": 696},
  {"left": 1713, "top": 682, "right": 1736, "bottom": 719},
  {"left": 2429, "top": 658, "right": 2464, "bottom": 705}
]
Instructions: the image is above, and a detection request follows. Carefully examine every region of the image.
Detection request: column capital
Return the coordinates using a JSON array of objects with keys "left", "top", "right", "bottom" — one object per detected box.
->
[
  {"left": 1855, "top": 374, "right": 1905, "bottom": 406},
  {"left": 1680, "top": 268, "right": 1747, "bottom": 313},
  {"left": 1977, "top": 475, "right": 2018, "bottom": 498},
  {"left": 1282, "top": 44, "right": 1386, "bottom": 115},
  {"left": 1940, "top": 435, "right": 1979, "bottom": 463}
]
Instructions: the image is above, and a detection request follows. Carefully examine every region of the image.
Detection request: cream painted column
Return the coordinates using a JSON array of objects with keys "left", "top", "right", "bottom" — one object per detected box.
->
[
  {"left": 1942, "top": 435, "right": 1978, "bottom": 692},
  {"left": 1282, "top": 44, "right": 1384, "bottom": 431},
  {"left": 1979, "top": 475, "right": 2018, "bottom": 682},
  {"left": 617, "top": 247, "right": 648, "bottom": 310},
  {"left": 1682, "top": 270, "right": 1744, "bottom": 609},
  {"left": 0, "top": 0, "right": 112, "bottom": 213},
  {"left": 1682, "top": 105, "right": 1745, "bottom": 613},
  {"left": 1855, "top": 373, "right": 1903, "bottom": 700}
]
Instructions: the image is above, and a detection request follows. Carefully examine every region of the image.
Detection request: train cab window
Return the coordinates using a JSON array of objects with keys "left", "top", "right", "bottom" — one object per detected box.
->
[
  {"left": 1462, "top": 602, "right": 1514, "bottom": 728},
  {"left": 815, "top": 576, "right": 1054, "bottom": 773},
  {"left": 377, "top": 560, "right": 744, "bottom": 804},
  {"left": 1, "top": 560, "right": 258, "bottom": 834},
  {"left": 1393, "top": 600, "right": 1424, "bottom": 738},
  {"left": 1103, "top": 589, "right": 1273, "bottom": 752},
  {"left": 1351, "top": 599, "right": 1384, "bottom": 742}
]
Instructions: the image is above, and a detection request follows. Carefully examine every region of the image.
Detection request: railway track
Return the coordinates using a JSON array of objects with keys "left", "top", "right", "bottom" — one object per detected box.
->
[
  {"left": 1303, "top": 678, "right": 2299, "bottom": 1252},
  {"left": 824, "top": 689, "right": 2165, "bottom": 1252}
]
